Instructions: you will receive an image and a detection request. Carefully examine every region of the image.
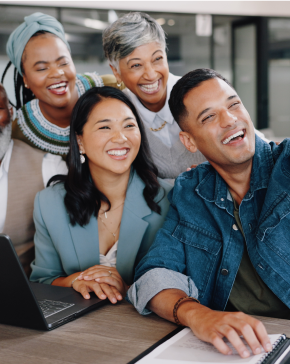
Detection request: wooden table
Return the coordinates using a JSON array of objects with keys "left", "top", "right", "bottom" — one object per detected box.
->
[{"left": 0, "top": 301, "right": 289, "bottom": 364}]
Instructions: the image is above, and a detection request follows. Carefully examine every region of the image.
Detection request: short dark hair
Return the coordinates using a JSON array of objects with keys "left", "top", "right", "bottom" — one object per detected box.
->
[
  {"left": 49, "top": 86, "right": 163, "bottom": 226},
  {"left": 169, "top": 68, "right": 234, "bottom": 129}
]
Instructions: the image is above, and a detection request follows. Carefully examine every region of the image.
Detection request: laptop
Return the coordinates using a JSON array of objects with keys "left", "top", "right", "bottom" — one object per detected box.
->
[{"left": 0, "top": 234, "right": 107, "bottom": 330}]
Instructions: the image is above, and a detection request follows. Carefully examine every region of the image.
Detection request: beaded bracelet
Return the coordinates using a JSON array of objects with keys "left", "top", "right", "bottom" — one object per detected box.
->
[{"left": 173, "top": 296, "right": 200, "bottom": 325}]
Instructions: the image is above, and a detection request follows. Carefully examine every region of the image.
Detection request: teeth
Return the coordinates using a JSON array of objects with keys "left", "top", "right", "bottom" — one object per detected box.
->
[
  {"left": 140, "top": 80, "right": 159, "bottom": 92},
  {"left": 223, "top": 130, "right": 244, "bottom": 145},
  {"left": 48, "top": 82, "right": 67, "bottom": 90},
  {"left": 107, "top": 149, "right": 128, "bottom": 156}
]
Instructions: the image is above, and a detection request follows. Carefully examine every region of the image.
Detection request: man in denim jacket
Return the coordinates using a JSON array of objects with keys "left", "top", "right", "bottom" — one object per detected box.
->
[{"left": 128, "top": 69, "right": 290, "bottom": 358}]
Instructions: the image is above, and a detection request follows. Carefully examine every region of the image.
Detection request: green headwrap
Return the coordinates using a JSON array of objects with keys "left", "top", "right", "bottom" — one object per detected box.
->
[{"left": 6, "top": 12, "right": 71, "bottom": 76}]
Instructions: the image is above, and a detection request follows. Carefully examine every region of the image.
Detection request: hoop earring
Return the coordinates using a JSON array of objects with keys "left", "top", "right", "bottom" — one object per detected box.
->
[{"left": 80, "top": 150, "right": 85, "bottom": 164}]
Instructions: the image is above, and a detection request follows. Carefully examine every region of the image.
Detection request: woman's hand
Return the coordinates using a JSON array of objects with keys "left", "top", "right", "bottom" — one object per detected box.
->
[
  {"left": 186, "top": 164, "right": 198, "bottom": 171},
  {"left": 75, "top": 266, "right": 128, "bottom": 303}
]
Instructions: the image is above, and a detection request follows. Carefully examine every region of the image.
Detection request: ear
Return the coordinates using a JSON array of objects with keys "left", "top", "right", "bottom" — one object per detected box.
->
[
  {"left": 179, "top": 131, "right": 198, "bottom": 154},
  {"left": 110, "top": 64, "right": 122, "bottom": 84},
  {"left": 22, "top": 74, "right": 29, "bottom": 88},
  {"left": 76, "top": 134, "right": 85, "bottom": 154},
  {"left": 9, "top": 104, "right": 13, "bottom": 119}
]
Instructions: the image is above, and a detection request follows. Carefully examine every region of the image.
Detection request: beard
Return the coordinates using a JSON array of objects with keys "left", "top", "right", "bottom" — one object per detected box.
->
[{"left": 0, "top": 123, "right": 12, "bottom": 162}]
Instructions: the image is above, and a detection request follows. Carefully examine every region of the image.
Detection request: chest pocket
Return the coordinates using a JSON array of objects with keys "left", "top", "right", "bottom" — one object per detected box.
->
[
  {"left": 257, "top": 192, "right": 290, "bottom": 263},
  {"left": 172, "top": 221, "right": 222, "bottom": 298}
]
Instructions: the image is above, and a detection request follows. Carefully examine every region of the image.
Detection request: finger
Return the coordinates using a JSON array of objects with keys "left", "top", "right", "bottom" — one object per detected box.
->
[
  {"left": 250, "top": 317, "right": 272, "bottom": 353},
  {"left": 210, "top": 333, "right": 233, "bottom": 356},
  {"left": 96, "top": 277, "right": 123, "bottom": 300},
  {"left": 100, "top": 283, "right": 118, "bottom": 304},
  {"left": 237, "top": 319, "right": 263, "bottom": 355},
  {"left": 111, "top": 286, "right": 123, "bottom": 301},
  {"left": 79, "top": 266, "right": 107, "bottom": 277},
  {"left": 89, "top": 282, "right": 107, "bottom": 300},
  {"left": 95, "top": 276, "right": 121, "bottom": 287},
  {"left": 191, "top": 164, "right": 198, "bottom": 169},
  {"left": 219, "top": 324, "right": 250, "bottom": 358},
  {"left": 76, "top": 284, "right": 91, "bottom": 300},
  {"left": 186, "top": 168, "right": 191, "bottom": 171},
  {"left": 83, "top": 271, "right": 113, "bottom": 280}
]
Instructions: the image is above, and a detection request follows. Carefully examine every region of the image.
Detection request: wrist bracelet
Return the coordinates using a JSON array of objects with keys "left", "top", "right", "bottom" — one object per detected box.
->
[
  {"left": 173, "top": 296, "right": 200, "bottom": 326},
  {"left": 71, "top": 276, "right": 79, "bottom": 288}
]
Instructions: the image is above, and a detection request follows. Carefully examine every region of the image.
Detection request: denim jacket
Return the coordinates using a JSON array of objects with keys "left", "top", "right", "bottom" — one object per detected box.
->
[{"left": 127, "top": 136, "right": 290, "bottom": 315}]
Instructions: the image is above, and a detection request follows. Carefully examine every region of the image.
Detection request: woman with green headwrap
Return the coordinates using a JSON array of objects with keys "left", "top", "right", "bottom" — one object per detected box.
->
[{"left": 2, "top": 12, "right": 119, "bottom": 157}]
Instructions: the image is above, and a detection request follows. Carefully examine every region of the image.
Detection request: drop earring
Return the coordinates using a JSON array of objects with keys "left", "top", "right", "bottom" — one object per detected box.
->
[
  {"left": 80, "top": 150, "right": 85, "bottom": 164},
  {"left": 117, "top": 81, "right": 122, "bottom": 88}
]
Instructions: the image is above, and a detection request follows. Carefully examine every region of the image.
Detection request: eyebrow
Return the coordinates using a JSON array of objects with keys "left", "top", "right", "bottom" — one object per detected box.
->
[
  {"left": 196, "top": 94, "right": 238, "bottom": 120},
  {"left": 126, "top": 49, "right": 163, "bottom": 65},
  {"left": 96, "top": 116, "right": 135, "bottom": 124},
  {"left": 33, "top": 56, "right": 68, "bottom": 67}
]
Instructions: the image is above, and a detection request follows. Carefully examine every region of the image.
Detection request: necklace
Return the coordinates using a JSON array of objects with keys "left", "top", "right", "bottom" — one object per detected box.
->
[
  {"left": 98, "top": 215, "right": 121, "bottom": 242},
  {"left": 150, "top": 121, "right": 167, "bottom": 132},
  {"left": 99, "top": 201, "right": 125, "bottom": 219}
]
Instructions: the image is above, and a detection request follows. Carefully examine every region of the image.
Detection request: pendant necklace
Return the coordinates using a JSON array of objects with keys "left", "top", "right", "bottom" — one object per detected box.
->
[{"left": 98, "top": 215, "right": 121, "bottom": 242}]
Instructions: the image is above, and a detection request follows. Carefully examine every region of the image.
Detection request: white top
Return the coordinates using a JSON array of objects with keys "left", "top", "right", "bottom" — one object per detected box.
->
[
  {"left": 0, "top": 140, "right": 68, "bottom": 233},
  {"left": 123, "top": 73, "right": 182, "bottom": 148},
  {"left": 99, "top": 240, "right": 118, "bottom": 268}
]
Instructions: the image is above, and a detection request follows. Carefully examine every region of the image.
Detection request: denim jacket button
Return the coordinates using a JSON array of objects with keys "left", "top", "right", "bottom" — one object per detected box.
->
[
  {"left": 232, "top": 224, "right": 238, "bottom": 231},
  {"left": 221, "top": 268, "right": 229, "bottom": 276}
]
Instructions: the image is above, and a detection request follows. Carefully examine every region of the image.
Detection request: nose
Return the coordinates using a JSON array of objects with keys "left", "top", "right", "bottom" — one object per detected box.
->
[
  {"left": 49, "top": 66, "right": 64, "bottom": 78},
  {"left": 111, "top": 130, "right": 128, "bottom": 143},
  {"left": 143, "top": 63, "right": 157, "bottom": 81},
  {"left": 220, "top": 109, "right": 238, "bottom": 128}
]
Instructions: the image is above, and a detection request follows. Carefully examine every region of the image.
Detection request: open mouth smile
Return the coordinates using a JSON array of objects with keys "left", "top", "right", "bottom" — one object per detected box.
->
[
  {"left": 47, "top": 82, "right": 68, "bottom": 95},
  {"left": 222, "top": 129, "right": 245, "bottom": 145},
  {"left": 139, "top": 79, "right": 161, "bottom": 94},
  {"left": 107, "top": 148, "right": 130, "bottom": 160}
]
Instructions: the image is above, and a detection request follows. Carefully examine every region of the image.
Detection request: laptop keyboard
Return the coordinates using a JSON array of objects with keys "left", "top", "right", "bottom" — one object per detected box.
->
[{"left": 38, "top": 299, "right": 75, "bottom": 318}]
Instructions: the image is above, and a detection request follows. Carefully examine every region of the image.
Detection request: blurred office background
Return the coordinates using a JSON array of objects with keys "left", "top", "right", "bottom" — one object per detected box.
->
[{"left": 0, "top": 1, "right": 290, "bottom": 139}]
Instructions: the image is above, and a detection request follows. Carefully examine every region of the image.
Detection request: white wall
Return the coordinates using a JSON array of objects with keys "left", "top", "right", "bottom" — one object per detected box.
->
[{"left": 4, "top": 1, "right": 290, "bottom": 17}]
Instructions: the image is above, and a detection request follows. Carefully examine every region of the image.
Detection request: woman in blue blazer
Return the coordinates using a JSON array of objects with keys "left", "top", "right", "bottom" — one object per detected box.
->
[{"left": 30, "top": 86, "right": 171, "bottom": 304}]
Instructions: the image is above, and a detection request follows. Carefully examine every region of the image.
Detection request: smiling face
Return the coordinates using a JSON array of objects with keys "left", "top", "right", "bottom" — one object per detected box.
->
[
  {"left": 78, "top": 98, "right": 141, "bottom": 178},
  {"left": 111, "top": 42, "right": 169, "bottom": 113},
  {"left": 179, "top": 77, "right": 255, "bottom": 171},
  {"left": 22, "top": 33, "right": 77, "bottom": 110}
]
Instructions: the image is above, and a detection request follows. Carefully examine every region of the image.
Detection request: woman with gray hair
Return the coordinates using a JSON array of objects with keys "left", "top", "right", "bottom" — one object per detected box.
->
[
  {"left": 103, "top": 12, "right": 266, "bottom": 181},
  {"left": 103, "top": 12, "right": 206, "bottom": 181}
]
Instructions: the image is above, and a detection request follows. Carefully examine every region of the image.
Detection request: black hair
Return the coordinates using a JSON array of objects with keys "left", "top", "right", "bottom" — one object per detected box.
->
[
  {"left": 1, "top": 31, "right": 50, "bottom": 109},
  {"left": 49, "top": 86, "right": 163, "bottom": 226},
  {"left": 169, "top": 68, "right": 234, "bottom": 129}
]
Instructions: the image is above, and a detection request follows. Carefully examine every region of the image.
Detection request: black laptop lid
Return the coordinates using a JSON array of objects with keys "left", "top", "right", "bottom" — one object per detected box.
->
[{"left": 0, "top": 234, "right": 47, "bottom": 330}]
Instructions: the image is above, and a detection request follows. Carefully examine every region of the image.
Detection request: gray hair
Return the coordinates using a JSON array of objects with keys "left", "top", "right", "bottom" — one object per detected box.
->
[{"left": 103, "top": 12, "right": 166, "bottom": 70}]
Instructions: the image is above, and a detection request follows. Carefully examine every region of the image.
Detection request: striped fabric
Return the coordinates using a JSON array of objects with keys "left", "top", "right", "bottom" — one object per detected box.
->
[{"left": 16, "top": 73, "right": 103, "bottom": 155}]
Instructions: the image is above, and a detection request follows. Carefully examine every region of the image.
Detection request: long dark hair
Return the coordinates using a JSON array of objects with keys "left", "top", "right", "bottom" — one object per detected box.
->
[
  {"left": 1, "top": 31, "right": 49, "bottom": 109},
  {"left": 51, "top": 86, "right": 162, "bottom": 226}
]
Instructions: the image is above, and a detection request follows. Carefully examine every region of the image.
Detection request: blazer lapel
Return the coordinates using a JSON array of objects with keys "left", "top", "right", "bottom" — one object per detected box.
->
[
  {"left": 68, "top": 217, "right": 100, "bottom": 272},
  {"left": 117, "top": 171, "right": 152, "bottom": 284}
]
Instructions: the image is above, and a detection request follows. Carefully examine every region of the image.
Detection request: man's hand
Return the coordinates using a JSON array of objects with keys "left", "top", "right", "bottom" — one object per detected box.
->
[
  {"left": 148, "top": 289, "right": 272, "bottom": 359},
  {"left": 179, "top": 303, "right": 272, "bottom": 358}
]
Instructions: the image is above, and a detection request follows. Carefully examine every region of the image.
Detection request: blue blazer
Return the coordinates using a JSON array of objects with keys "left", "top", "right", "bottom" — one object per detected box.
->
[{"left": 30, "top": 170, "right": 171, "bottom": 285}]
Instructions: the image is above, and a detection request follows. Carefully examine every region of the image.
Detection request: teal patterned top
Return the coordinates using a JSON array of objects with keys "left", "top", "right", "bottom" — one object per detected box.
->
[{"left": 16, "top": 73, "right": 103, "bottom": 155}]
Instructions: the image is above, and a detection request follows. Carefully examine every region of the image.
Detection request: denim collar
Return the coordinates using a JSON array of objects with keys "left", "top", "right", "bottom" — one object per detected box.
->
[{"left": 196, "top": 135, "right": 274, "bottom": 208}]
